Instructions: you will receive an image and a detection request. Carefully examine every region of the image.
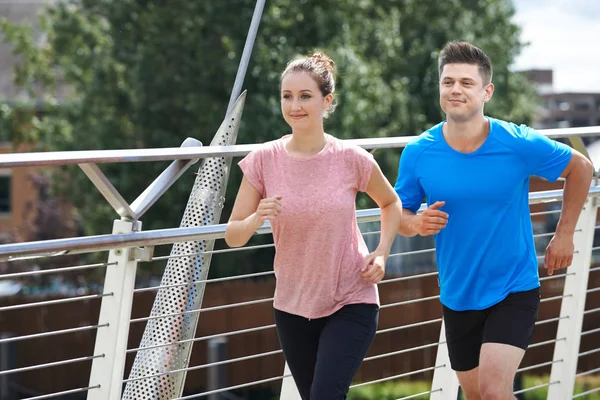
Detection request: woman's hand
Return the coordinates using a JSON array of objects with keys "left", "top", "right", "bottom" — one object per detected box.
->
[
  {"left": 251, "top": 196, "right": 282, "bottom": 226},
  {"left": 360, "top": 249, "right": 387, "bottom": 284}
]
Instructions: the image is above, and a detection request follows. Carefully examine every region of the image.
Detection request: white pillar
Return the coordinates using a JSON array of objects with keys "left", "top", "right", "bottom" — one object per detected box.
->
[
  {"left": 88, "top": 219, "right": 141, "bottom": 400},
  {"left": 280, "top": 362, "right": 302, "bottom": 400},
  {"left": 430, "top": 320, "right": 460, "bottom": 399},
  {"left": 547, "top": 196, "right": 597, "bottom": 399}
]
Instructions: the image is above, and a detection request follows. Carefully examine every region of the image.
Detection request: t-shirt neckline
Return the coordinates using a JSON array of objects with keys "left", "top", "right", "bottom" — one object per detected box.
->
[
  {"left": 281, "top": 134, "right": 332, "bottom": 161},
  {"left": 438, "top": 117, "right": 494, "bottom": 157}
]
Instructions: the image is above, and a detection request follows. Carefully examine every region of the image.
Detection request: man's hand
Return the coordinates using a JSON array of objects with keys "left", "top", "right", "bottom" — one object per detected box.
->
[
  {"left": 413, "top": 201, "right": 449, "bottom": 236},
  {"left": 545, "top": 233, "right": 574, "bottom": 275}
]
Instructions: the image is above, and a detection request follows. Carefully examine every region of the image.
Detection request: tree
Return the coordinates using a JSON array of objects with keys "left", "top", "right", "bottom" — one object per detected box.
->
[{"left": 0, "top": 0, "right": 537, "bottom": 277}]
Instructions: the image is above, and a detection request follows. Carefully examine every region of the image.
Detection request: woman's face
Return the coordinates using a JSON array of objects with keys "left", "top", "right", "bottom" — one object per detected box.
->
[{"left": 280, "top": 72, "right": 332, "bottom": 132}]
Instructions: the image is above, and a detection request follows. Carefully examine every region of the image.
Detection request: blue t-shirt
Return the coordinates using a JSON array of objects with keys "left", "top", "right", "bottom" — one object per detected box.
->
[{"left": 394, "top": 117, "right": 572, "bottom": 311}]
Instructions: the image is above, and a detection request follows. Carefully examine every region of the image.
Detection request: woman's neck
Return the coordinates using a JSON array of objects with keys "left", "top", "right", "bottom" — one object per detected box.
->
[{"left": 286, "top": 129, "right": 327, "bottom": 157}]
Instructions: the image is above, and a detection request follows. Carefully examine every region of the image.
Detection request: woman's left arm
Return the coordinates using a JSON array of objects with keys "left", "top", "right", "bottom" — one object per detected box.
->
[{"left": 360, "top": 162, "right": 403, "bottom": 284}]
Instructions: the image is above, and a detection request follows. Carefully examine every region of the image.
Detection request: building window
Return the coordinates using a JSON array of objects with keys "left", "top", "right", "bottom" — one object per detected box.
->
[
  {"left": 572, "top": 119, "right": 591, "bottom": 127},
  {"left": 0, "top": 171, "right": 11, "bottom": 215},
  {"left": 573, "top": 102, "right": 591, "bottom": 111}
]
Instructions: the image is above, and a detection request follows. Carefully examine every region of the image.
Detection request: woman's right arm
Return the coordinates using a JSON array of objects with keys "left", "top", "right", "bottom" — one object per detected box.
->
[{"left": 225, "top": 177, "right": 281, "bottom": 247}]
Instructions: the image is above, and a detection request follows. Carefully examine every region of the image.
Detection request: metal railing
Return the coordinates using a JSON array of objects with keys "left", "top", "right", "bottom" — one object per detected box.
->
[{"left": 0, "top": 126, "right": 599, "bottom": 400}]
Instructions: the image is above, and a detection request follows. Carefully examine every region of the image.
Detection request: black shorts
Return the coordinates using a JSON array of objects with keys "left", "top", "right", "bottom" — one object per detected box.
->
[{"left": 442, "top": 287, "right": 540, "bottom": 372}]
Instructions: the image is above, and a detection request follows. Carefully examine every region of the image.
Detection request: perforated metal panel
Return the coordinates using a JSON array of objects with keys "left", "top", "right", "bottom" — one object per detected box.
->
[{"left": 122, "top": 92, "right": 247, "bottom": 399}]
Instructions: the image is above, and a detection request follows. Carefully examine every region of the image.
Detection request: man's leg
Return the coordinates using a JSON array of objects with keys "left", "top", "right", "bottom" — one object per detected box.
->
[
  {"left": 478, "top": 343, "right": 524, "bottom": 400},
  {"left": 442, "top": 305, "right": 487, "bottom": 400},
  {"left": 479, "top": 288, "right": 540, "bottom": 400},
  {"left": 456, "top": 368, "right": 481, "bottom": 400}
]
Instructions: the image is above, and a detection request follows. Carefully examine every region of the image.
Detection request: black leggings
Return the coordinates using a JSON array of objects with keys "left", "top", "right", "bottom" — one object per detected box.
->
[{"left": 274, "top": 303, "right": 379, "bottom": 400}]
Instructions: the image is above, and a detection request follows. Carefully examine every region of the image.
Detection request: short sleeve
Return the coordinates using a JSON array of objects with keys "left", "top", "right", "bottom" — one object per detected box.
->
[
  {"left": 352, "top": 146, "right": 375, "bottom": 192},
  {"left": 521, "top": 126, "right": 572, "bottom": 182},
  {"left": 394, "top": 143, "right": 425, "bottom": 213},
  {"left": 238, "top": 150, "right": 265, "bottom": 196}
]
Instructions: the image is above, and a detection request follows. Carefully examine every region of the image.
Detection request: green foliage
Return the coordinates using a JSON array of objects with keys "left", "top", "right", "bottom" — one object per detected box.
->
[
  {"left": 522, "top": 375, "right": 600, "bottom": 400},
  {"left": 347, "top": 375, "right": 600, "bottom": 400},
  {"left": 0, "top": 0, "right": 537, "bottom": 278},
  {"left": 348, "top": 379, "right": 431, "bottom": 399}
]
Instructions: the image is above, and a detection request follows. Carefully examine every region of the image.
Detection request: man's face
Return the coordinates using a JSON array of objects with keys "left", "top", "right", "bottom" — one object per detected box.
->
[{"left": 439, "top": 63, "right": 494, "bottom": 122}]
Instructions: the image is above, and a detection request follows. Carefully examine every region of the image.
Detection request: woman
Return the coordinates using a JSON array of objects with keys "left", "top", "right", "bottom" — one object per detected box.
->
[{"left": 225, "top": 51, "right": 402, "bottom": 399}]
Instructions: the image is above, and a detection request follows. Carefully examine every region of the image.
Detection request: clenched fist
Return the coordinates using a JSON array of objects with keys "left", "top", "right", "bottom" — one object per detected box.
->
[
  {"left": 251, "top": 195, "right": 283, "bottom": 227},
  {"left": 414, "top": 201, "right": 448, "bottom": 236}
]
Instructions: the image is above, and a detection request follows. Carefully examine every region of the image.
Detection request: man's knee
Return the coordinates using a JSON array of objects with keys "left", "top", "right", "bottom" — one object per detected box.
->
[
  {"left": 479, "top": 374, "right": 514, "bottom": 400},
  {"left": 461, "top": 387, "right": 482, "bottom": 400}
]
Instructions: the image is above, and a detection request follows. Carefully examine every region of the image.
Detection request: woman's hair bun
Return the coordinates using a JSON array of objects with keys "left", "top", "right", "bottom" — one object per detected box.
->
[{"left": 309, "top": 52, "right": 335, "bottom": 72}]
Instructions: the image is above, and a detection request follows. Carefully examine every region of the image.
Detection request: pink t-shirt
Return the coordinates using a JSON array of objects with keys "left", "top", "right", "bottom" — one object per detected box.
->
[{"left": 239, "top": 134, "right": 379, "bottom": 319}]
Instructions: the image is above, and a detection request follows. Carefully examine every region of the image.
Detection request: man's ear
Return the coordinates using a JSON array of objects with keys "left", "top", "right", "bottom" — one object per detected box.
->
[{"left": 483, "top": 83, "right": 495, "bottom": 103}]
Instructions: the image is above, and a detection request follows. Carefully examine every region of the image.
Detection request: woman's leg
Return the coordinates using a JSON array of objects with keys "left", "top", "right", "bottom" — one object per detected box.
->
[
  {"left": 274, "top": 308, "right": 325, "bottom": 400},
  {"left": 310, "top": 304, "right": 379, "bottom": 400}
]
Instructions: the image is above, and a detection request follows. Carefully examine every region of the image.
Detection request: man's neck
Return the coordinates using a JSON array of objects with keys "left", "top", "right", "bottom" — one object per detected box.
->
[{"left": 442, "top": 115, "right": 490, "bottom": 153}]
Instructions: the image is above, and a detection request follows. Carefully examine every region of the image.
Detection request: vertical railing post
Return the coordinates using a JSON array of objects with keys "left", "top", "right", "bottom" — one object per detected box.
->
[
  {"left": 88, "top": 219, "right": 141, "bottom": 400},
  {"left": 207, "top": 337, "right": 228, "bottom": 400},
  {"left": 430, "top": 320, "right": 460, "bottom": 399},
  {"left": 547, "top": 195, "right": 597, "bottom": 399},
  {"left": 0, "top": 333, "right": 15, "bottom": 400}
]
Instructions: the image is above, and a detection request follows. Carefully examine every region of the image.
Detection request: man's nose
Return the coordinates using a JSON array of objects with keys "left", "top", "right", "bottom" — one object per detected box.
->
[{"left": 451, "top": 82, "right": 462, "bottom": 94}]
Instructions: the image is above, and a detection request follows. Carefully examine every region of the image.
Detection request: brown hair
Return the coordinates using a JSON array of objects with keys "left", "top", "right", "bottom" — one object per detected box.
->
[
  {"left": 281, "top": 52, "right": 336, "bottom": 96},
  {"left": 438, "top": 41, "right": 493, "bottom": 85}
]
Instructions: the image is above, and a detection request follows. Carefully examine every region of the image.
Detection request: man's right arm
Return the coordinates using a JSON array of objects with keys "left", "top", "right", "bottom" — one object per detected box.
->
[
  {"left": 394, "top": 141, "right": 448, "bottom": 237},
  {"left": 399, "top": 209, "right": 419, "bottom": 237},
  {"left": 398, "top": 201, "right": 448, "bottom": 237}
]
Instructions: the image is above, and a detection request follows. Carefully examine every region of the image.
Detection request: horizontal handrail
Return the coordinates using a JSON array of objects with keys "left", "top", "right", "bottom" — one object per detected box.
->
[
  {"left": 0, "top": 186, "right": 598, "bottom": 260},
  {"left": 1, "top": 126, "right": 599, "bottom": 168},
  {"left": 0, "top": 145, "right": 223, "bottom": 168},
  {"left": 538, "top": 125, "right": 600, "bottom": 139},
  {"left": 0, "top": 139, "right": 400, "bottom": 168}
]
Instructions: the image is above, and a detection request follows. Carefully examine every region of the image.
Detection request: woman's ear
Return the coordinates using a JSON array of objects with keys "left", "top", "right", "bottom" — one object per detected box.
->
[{"left": 324, "top": 93, "right": 334, "bottom": 109}]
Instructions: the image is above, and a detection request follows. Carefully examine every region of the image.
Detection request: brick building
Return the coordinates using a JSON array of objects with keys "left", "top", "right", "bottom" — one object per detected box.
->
[{"left": 0, "top": 1, "right": 52, "bottom": 241}]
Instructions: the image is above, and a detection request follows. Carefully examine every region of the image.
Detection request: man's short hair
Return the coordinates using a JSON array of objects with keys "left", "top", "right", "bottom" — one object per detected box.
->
[{"left": 438, "top": 41, "right": 493, "bottom": 85}]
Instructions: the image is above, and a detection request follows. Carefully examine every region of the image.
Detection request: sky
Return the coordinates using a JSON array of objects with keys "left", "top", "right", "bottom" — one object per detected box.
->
[{"left": 512, "top": 0, "right": 600, "bottom": 93}]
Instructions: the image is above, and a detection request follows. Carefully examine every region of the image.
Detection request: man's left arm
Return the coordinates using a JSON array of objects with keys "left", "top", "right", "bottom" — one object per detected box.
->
[{"left": 545, "top": 150, "right": 594, "bottom": 275}]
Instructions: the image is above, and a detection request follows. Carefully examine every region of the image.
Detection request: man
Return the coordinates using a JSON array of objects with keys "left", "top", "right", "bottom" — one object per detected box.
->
[{"left": 394, "top": 41, "right": 593, "bottom": 400}]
